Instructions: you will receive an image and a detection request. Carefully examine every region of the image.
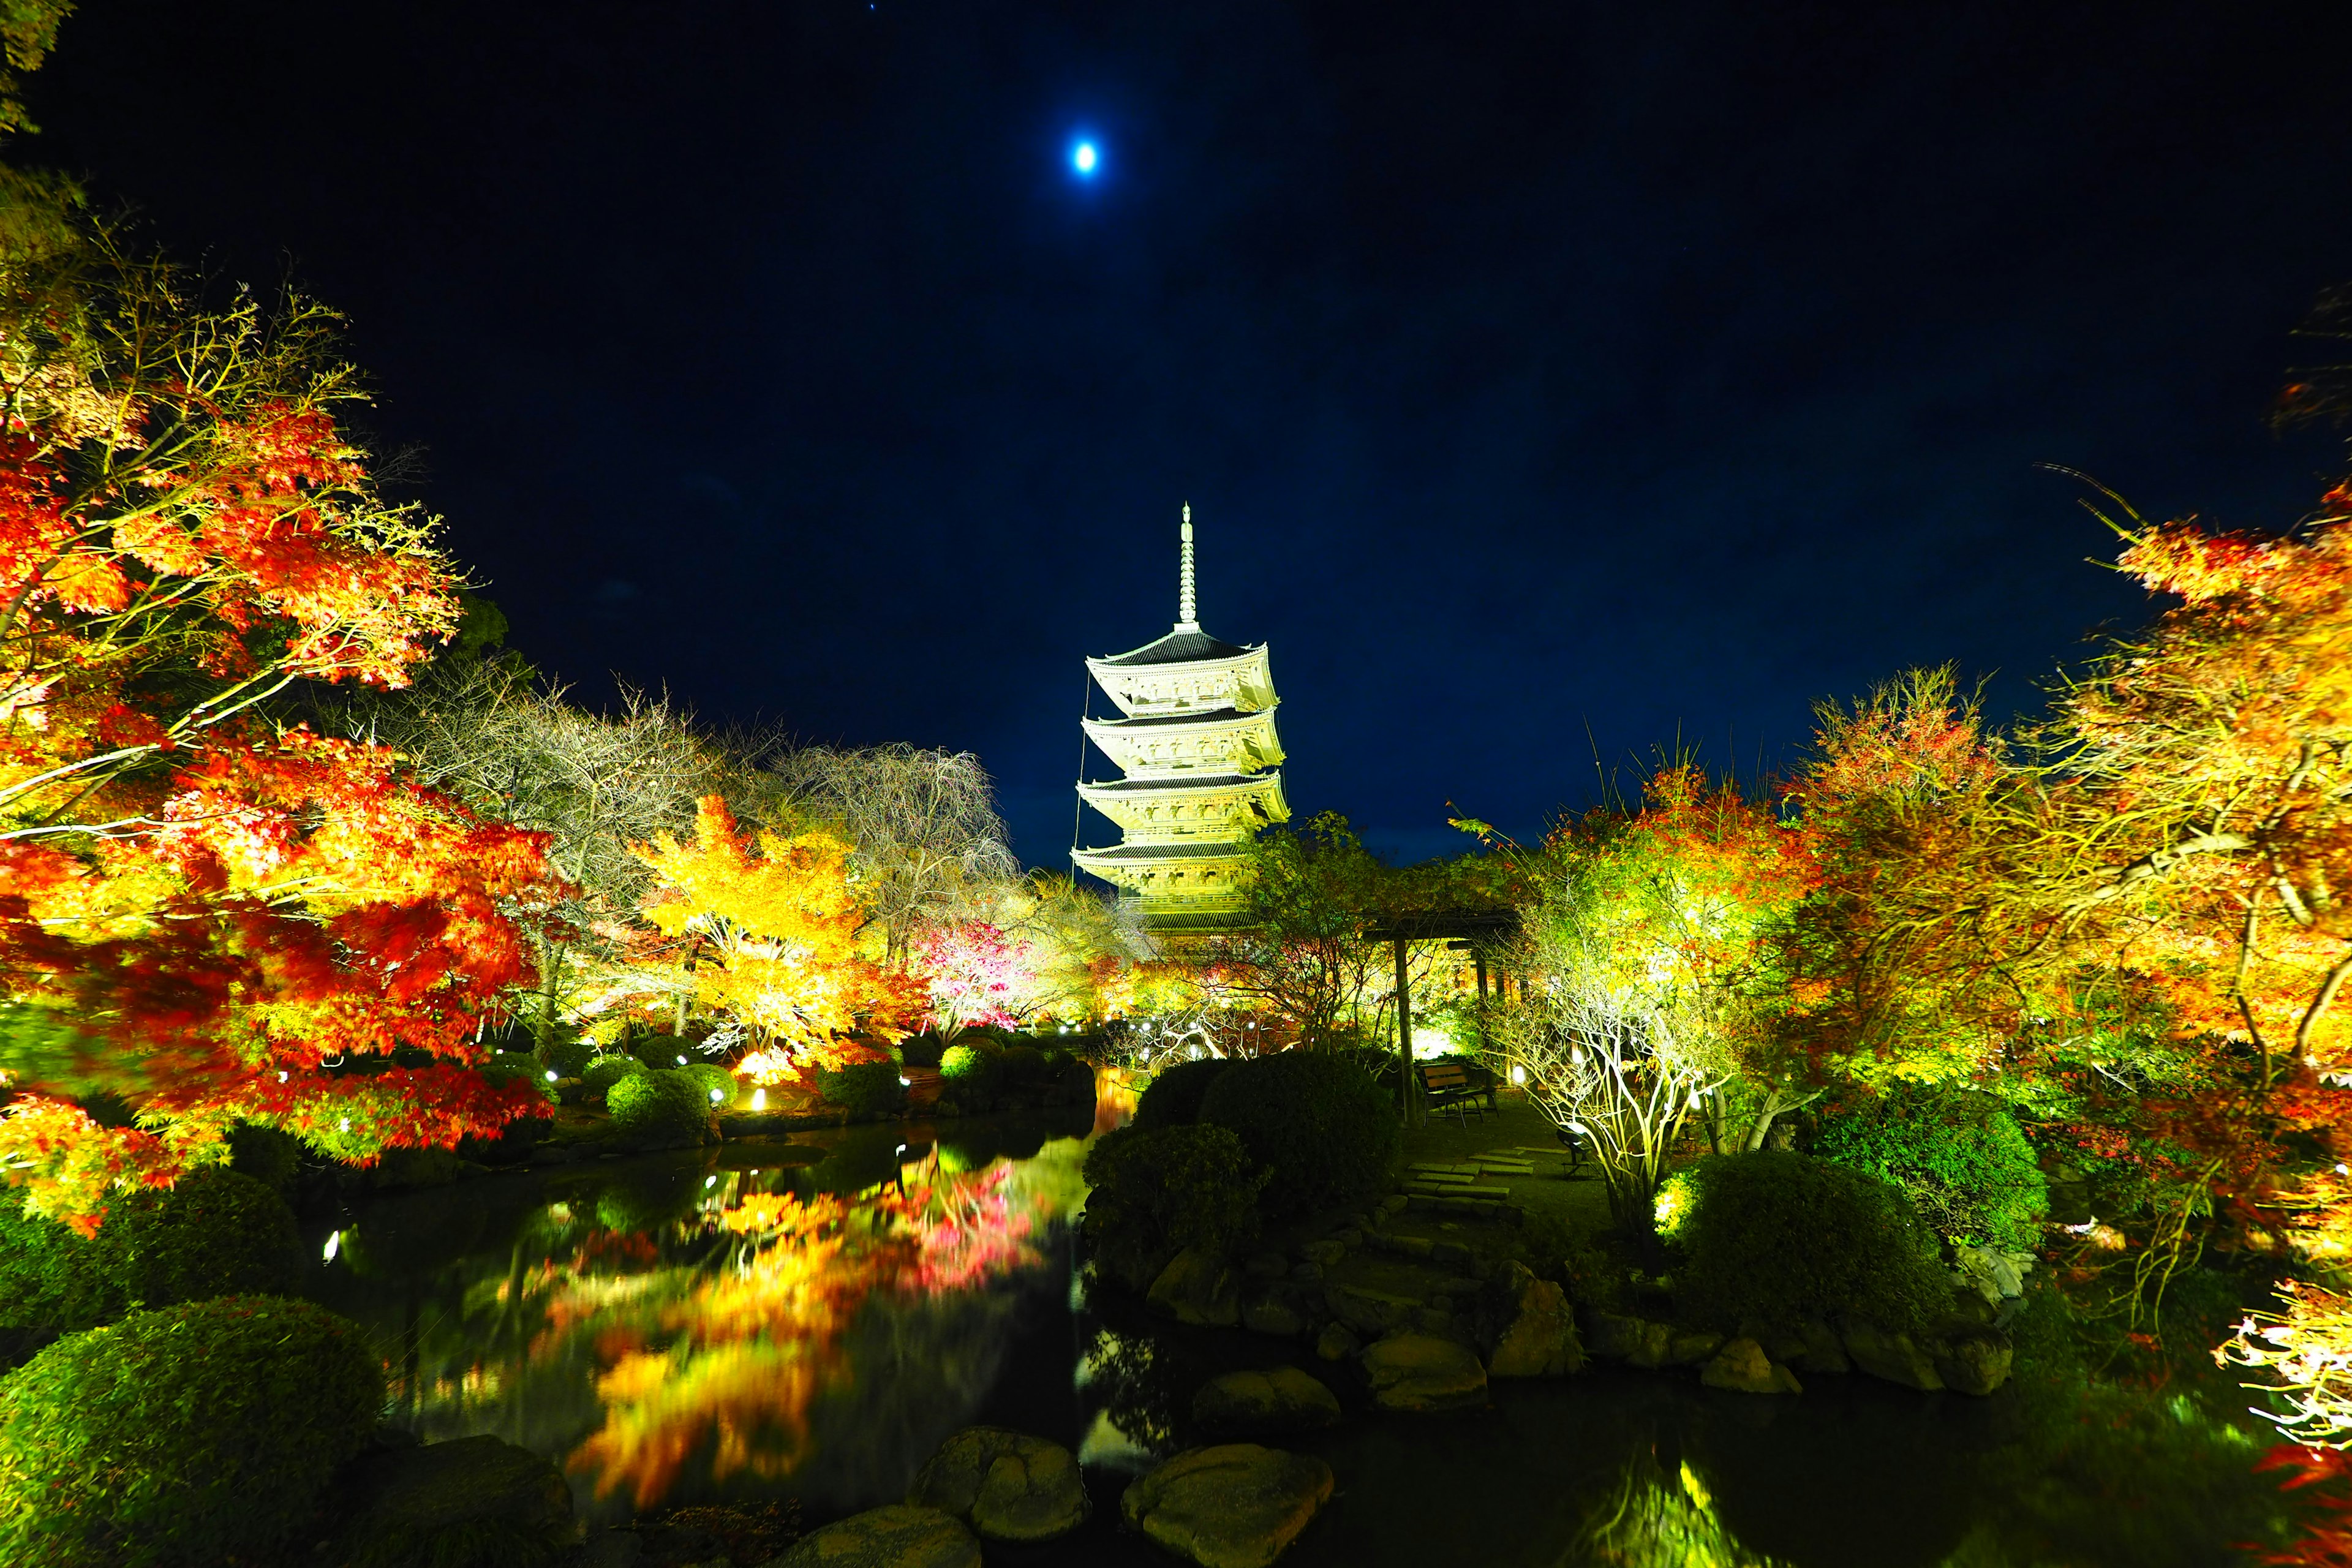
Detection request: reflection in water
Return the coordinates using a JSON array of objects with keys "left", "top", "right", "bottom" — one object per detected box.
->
[
  {"left": 315, "top": 1119, "right": 1090, "bottom": 1520},
  {"left": 312, "top": 1118, "right": 2312, "bottom": 1565}
]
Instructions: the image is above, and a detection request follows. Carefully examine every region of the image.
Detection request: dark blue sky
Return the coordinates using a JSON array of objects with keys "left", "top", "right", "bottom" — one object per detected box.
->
[{"left": 31, "top": 1, "right": 2352, "bottom": 865}]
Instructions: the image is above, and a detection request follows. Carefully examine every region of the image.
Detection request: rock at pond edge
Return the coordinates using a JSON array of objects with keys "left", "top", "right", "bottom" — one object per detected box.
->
[
  {"left": 1121, "top": 1444, "right": 1335, "bottom": 1568},
  {"left": 1700, "top": 1336, "right": 1803, "bottom": 1395},
  {"left": 1193, "top": 1366, "right": 1342, "bottom": 1436},
  {"left": 1361, "top": 1332, "right": 1488, "bottom": 1412},
  {"left": 906, "top": 1427, "right": 1087, "bottom": 1542},
  {"left": 1150, "top": 1246, "right": 1243, "bottom": 1327},
  {"left": 761, "top": 1504, "right": 980, "bottom": 1568}
]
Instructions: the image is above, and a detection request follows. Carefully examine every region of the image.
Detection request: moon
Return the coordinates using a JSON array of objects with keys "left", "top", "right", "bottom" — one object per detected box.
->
[{"left": 1071, "top": 140, "right": 1099, "bottom": 176}]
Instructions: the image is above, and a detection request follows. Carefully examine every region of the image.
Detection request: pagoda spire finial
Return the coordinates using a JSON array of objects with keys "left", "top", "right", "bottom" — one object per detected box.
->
[{"left": 1176, "top": 503, "right": 1198, "bottom": 631}]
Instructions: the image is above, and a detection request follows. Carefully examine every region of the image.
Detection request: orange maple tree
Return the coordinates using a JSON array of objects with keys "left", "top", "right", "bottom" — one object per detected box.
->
[{"left": 0, "top": 176, "right": 558, "bottom": 1227}]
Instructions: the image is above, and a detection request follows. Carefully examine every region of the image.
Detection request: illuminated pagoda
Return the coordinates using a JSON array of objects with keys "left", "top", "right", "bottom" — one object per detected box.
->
[{"left": 1072, "top": 507, "right": 1288, "bottom": 925}]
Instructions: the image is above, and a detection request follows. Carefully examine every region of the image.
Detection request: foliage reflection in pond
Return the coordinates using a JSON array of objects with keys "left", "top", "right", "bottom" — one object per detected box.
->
[{"left": 349, "top": 1136, "right": 1086, "bottom": 1513}]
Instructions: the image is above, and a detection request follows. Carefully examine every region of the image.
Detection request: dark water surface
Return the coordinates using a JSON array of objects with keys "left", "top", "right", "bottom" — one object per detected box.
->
[{"left": 306, "top": 1113, "right": 2298, "bottom": 1567}]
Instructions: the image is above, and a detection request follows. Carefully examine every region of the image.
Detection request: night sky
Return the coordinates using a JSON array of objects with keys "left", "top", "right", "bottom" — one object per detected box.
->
[{"left": 28, "top": 2, "right": 2352, "bottom": 867}]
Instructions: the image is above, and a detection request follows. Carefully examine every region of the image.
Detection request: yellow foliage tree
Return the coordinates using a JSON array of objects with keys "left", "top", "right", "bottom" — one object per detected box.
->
[{"left": 631, "top": 796, "right": 919, "bottom": 1072}]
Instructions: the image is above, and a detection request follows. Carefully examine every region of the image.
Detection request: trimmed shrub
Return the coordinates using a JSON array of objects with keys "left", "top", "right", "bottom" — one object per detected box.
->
[
  {"left": 482, "top": 1050, "right": 559, "bottom": 1106},
  {"left": 1665, "top": 1151, "right": 1951, "bottom": 1335},
  {"left": 606, "top": 1069, "right": 714, "bottom": 1143},
  {"left": 0, "top": 1169, "right": 300, "bottom": 1334},
  {"left": 1813, "top": 1087, "right": 2048, "bottom": 1249},
  {"left": 537, "top": 1035, "right": 599, "bottom": 1079},
  {"left": 998, "top": 1044, "right": 1049, "bottom": 1089},
  {"left": 1132, "top": 1057, "right": 1234, "bottom": 1130},
  {"left": 938, "top": 1042, "right": 1001, "bottom": 1100},
  {"left": 1082, "top": 1124, "right": 1267, "bottom": 1292},
  {"left": 581, "top": 1054, "right": 649, "bottom": 1100},
  {"left": 816, "top": 1060, "right": 907, "bottom": 1120},
  {"left": 1197, "top": 1050, "right": 1401, "bottom": 1218},
  {"left": 900, "top": 1031, "right": 949, "bottom": 1070},
  {"left": 0, "top": 1295, "right": 383, "bottom": 1566},
  {"left": 679, "top": 1061, "right": 739, "bottom": 1109}
]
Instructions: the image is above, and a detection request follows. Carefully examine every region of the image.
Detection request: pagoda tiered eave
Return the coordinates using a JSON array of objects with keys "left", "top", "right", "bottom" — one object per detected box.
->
[
  {"left": 1076, "top": 771, "right": 1289, "bottom": 844},
  {"left": 1080, "top": 704, "right": 1284, "bottom": 778},
  {"left": 1086, "top": 638, "right": 1275, "bottom": 718}
]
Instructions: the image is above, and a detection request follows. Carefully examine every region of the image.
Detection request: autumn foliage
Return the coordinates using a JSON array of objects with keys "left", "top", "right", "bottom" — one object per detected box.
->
[
  {"left": 633, "top": 796, "right": 921, "bottom": 1073},
  {"left": 0, "top": 178, "right": 557, "bottom": 1227}
]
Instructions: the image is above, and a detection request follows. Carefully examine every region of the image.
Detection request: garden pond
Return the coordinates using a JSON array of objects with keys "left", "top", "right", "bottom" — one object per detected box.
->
[{"left": 304, "top": 1107, "right": 2309, "bottom": 1567}]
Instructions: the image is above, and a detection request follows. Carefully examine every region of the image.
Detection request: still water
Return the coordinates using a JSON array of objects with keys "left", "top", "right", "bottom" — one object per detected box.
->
[{"left": 305, "top": 1109, "right": 2301, "bottom": 1567}]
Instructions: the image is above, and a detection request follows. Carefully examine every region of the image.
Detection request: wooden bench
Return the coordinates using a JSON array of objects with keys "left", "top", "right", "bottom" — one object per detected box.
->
[{"left": 1415, "top": 1059, "right": 1497, "bottom": 1126}]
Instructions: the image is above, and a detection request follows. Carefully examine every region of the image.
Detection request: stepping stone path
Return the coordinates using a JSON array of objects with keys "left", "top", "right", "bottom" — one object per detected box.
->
[{"left": 1121, "top": 1444, "right": 1335, "bottom": 1568}]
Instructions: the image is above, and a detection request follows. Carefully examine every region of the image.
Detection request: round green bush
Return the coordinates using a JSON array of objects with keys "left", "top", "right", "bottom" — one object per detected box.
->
[
  {"left": 1133, "top": 1057, "right": 1235, "bottom": 1130},
  {"left": 0, "top": 1168, "right": 300, "bottom": 1334},
  {"left": 626, "top": 1031, "right": 695, "bottom": 1071},
  {"left": 900, "top": 1031, "right": 948, "bottom": 1070},
  {"left": 679, "top": 1061, "right": 739, "bottom": 1108},
  {"left": 1813, "top": 1087, "right": 2048, "bottom": 1249},
  {"left": 1665, "top": 1151, "right": 1951, "bottom": 1335},
  {"left": 998, "top": 1044, "right": 1048, "bottom": 1089},
  {"left": 605, "top": 1069, "right": 714, "bottom": 1142},
  {"left": 1082, "top": 1123, "right": 1268, "bottom": 1292},
  {"left": 537, "top": 1035, "right": 598, "bottom": 1079},
  {"left": 1197, "top": 1050, "right": 1401, "bottom": 1218},
  {"left": 0, "top": 1295, "right": 383, "bottom": 1566},
  {"left": 938, "top": 1042, "right": 1001, "bottom": 1098},
  {"left": 816, "top": 1060, "right": 907, "bottom": 1120},
  {"left": 581, "top": 1054, "right": 649, "bottom": 1100}
]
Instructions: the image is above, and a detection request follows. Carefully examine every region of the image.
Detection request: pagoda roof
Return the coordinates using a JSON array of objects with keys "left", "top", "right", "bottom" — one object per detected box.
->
[
  {"left": 1084, "top": 705, "right": 1268, "bottom": 731},
  {"left": 1072, "top": 841, "right": 1253, "bottom": 862},
  {"left": 1077, "top": 772, "right": 1277, "bottom": 794},
  {"left": 1096, "top": 628, "right": 1256, "bottom": 667}
]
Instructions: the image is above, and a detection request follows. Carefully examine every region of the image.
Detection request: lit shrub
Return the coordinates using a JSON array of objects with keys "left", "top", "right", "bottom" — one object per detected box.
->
[
  {"left": 606, "top": 1069, "right": 714, "bottom": 1144},
  {"left": 537, "top": 1035, "right": 598, "bottom": 1079},
  {"left": 815, "top": 1060, "right": 907, "bottom": 1120},
  {"left": 0, "top": 1295, "right": 383, "bottom": 1566},
  {"left": 1198, "top": 1050, "right": 1400, "bottom": 1218},
  {"left": 581, "top": 1054, "right": 648, "bottom": 1101},
  {"left": 679, "top": 1061, "right": 739, "bottom": 1109},
  {"left": 939, "top": 1042, "right": 1002, "bottom": 1101},
  {"left": 1813, "top": 1087, "right": 2048, "bottom": 1249},
  {"left": 1668, "top": 1152, "right": 1951, "bottom": 1335},
  {"left": 1132, "top": 1057, "right": 1234, "bottom": 1130},
  {"left": 900, "top": 1031, "right": 949, "bottom": 1070},
  {"left": 1082, "top": 1124, "right": 1267, "bottom": 1292},
  {"left": 0, "top": 1168, "right": 300, "bottom": 1334}
]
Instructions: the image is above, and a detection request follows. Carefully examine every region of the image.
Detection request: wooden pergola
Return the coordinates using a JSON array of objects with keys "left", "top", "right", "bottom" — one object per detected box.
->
[{"left": 1361, "top": 905, "right": 1520, "bottom": 1126}]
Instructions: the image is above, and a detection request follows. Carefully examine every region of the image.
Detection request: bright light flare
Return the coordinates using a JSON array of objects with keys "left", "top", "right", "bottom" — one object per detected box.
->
[{"left": 1071, "top": 140, "right": 1099, "bottom": 176}]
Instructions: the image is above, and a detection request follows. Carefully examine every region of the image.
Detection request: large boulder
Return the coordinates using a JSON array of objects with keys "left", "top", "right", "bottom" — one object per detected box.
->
[
  {"left": 333, "top": 1434, "right": 576, "bottom": 1566},
  {"left": 1193, "top": 1366, "right": 1343, "bottom": 1437},
  {"left": 1791, "top": 1317, "right": 1851, "bottom": 1374},
  {"left": 1324, "top": 1282, "right": 1421, "bottom": 1338},
  {"left": 1360, "top": 1332, "right": 1487, "bottom": 1412},
  {"left": 1699, "top": 1336, "right": 1803, "bottom": 1395},
  {"left": 1480, "top": 1262, "right": 1584, "bottom": 1377},
  {"left": 1242, "top": 1284, "right": 1313, "bottom": 1338},
  {"left": 1842, "top": 1322, "right": 1944, "bottom": 1390},
  {"left": 1580, "top": 1310, "right": 1657, "bottom": 1361},
  {"left": 1932, "top": 1326, "right": 2015, "bottom": 1396},
  {"left": 1150, "top": 1247, "right": 1244, "bottom": 1327},
  {"left": 763, "top": 1504, "right": 980, "bottom": 1568},
  {"left": 905, "top": 1427, "right": 1087, "bottom": 1543},
  {"left": 1953, "top": 1245, "right": 2032, "bottom": 1306},
  {"left": 1121, "top": 1444, "right": 1334, "bottom": 1568}
]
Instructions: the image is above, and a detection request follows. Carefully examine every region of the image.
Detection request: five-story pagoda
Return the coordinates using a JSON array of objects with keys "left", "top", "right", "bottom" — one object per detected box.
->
[{"left": 1072, "top": 507, "right": 1288, "bottom": 925}]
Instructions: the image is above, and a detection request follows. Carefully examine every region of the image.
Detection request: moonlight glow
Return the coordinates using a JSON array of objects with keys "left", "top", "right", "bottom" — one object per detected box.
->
[{"left": 1071, "top": 140, "right": 1099, "bottom": 176}]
